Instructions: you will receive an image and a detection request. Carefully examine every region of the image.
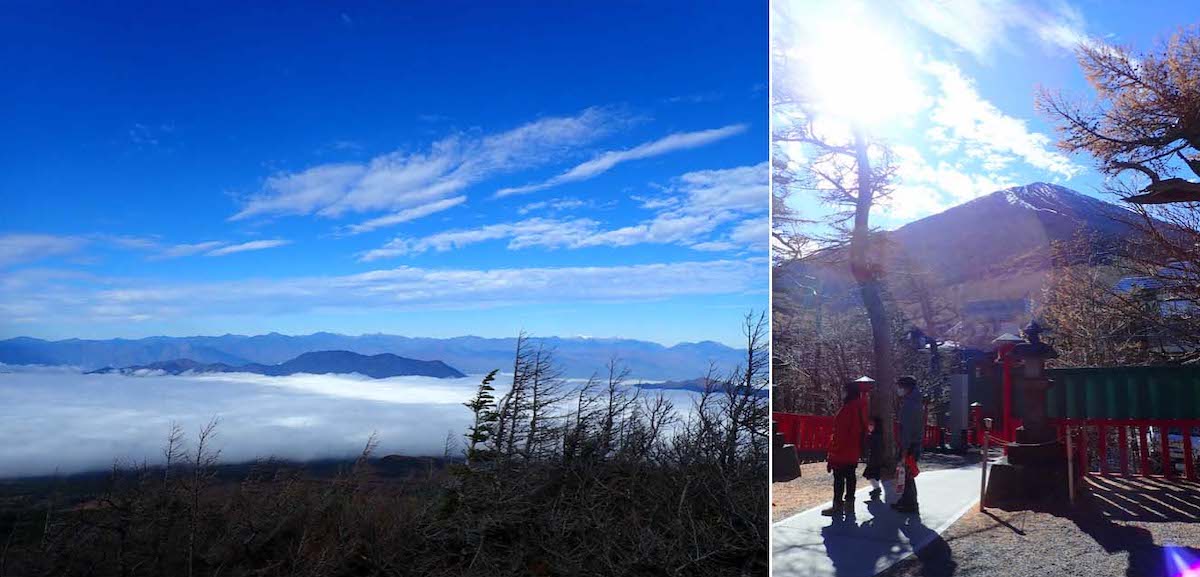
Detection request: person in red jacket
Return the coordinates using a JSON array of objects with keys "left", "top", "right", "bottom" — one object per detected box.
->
[{"left": 821, "top": 381, "right": 869, "bottom": 516}]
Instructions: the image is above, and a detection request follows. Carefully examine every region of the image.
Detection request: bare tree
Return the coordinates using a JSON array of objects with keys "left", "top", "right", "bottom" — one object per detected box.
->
[
  {"left": 187, "top": 417, "right": 220, "bottom": 577},
  {"left": 522, "top": 344, "right": 567, "bottom": 460},
  {"left": 772, "top": 59, "right": 900, "bottom": 474},
  {"left": 492, "top": 331, "right": 533, "bottom": 461},
  {"left": 599, "top": 356, "right": 637, "bottom": 458}
]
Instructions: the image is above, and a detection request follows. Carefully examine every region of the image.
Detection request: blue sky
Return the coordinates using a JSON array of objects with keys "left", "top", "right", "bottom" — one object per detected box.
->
[
  {"left": 0, "top": 2, "right": 767, "bottom": 346},
  {"left": 773, "top": 0, "right": 1200, "bottom": 231}
]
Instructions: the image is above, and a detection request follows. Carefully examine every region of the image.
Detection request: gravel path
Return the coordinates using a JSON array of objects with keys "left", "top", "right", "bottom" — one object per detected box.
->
[{"left": 878, "top": 475, "right": 1200, "bottom": 577}]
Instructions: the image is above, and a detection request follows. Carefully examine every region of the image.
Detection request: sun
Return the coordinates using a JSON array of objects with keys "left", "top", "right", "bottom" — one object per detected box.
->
[{"left": 783, "top": 2, "right": 928, "bottom": 129}]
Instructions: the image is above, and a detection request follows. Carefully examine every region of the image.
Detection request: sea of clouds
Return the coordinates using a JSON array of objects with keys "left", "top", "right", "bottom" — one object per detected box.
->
[
  {"left": 0, "top": 365, "right": 699, "bottom": 478},
  {"left": 0, "top": 365, "right": 485, "bottom": 478}
]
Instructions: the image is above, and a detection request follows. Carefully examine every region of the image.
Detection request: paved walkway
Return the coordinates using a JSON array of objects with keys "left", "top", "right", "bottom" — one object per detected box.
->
[{"left": 773, "top": 465, "right": 981, "bottom": 577}]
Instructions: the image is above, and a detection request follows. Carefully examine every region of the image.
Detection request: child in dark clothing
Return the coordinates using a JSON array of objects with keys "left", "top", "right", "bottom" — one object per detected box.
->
[{"left": 862, "top": 416, "right": 883, "bottom": 501}]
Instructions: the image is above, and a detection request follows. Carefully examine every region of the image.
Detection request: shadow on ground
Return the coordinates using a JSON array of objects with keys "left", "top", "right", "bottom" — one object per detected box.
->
[
  {"left": 1070, "top": 476, "right": 1200, "bottom": 577},
  {"left": 991, "top": 476, "right": 1200, "bottom": 577},
  {"left": 814, "top": 500, "right": 958, "bottom": 577}
]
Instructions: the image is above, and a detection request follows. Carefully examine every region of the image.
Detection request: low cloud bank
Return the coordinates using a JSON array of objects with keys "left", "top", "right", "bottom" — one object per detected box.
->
[
  {"left": 0, "top": 368, "right": 700, "bottom": 478},
  {"left": 0, "top": 368, "right": 483, "bottom": 478}
]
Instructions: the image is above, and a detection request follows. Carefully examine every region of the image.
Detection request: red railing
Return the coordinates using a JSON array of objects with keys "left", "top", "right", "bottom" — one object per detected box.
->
[
  {"left": 924, "top": 424, "right": 943, "bottom": 448},
  {"left": 773, "top": 413, "right": 834, "bottom": 455},
  {"left": 1052, "top": 418, "right": 1199, "bottom": 480}
]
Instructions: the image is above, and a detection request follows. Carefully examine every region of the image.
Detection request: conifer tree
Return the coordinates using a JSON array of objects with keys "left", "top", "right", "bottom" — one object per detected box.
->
[{"left": 463, "top": 369, "right": 499, "bottom": 465}]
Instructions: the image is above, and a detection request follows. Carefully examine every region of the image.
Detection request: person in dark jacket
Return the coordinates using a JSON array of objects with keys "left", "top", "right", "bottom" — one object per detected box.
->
[
  {"left": 821, "top": 381, "right": 868, "bottom": 516},
  {"left": 894, "top": 375, "right": 923, "bottom": 514},
  {"left": 862, "top": 416, "right": 884, "bottom": 501}
]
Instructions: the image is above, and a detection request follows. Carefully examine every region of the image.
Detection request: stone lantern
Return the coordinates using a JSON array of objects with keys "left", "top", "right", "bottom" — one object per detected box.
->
[
  {"left": 985, "top": 320, "right": 1068, "bottom": 506},
  {"left": 1009, "top": 320, "right": 1058, "bottom": 444}
]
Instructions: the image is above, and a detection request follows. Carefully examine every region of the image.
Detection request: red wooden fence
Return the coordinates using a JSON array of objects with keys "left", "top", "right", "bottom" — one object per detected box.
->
[
  {"left": 1051, "top": 418, "right": 1199, "bottom": 480},
  {"left": 773, "top": 413, "right": 834, "bottom": 455}
]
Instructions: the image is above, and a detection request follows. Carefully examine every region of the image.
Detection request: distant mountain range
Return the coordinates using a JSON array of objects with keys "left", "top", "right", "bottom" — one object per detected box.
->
[
  {"left": 87, "top": 350, "right": 465, "bottom": 379},
  {"left": 0, "top": 333, "right": 742, "bottom": 380},
  {"left": 634, "top": 377, "right": 769, "bottom": 398}
]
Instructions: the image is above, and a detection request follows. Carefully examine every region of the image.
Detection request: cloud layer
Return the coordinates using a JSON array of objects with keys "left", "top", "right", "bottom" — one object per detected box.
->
[
  {"left": 0, "top": 368, "right": 703, "bottom": 478},
  {"left": 230, "top": 107, "right": 623, "bottom": 222},
  {"left": 495, "top": 124, "right": 747, "bottom": 197},
  {"left": 0, "top": 258, "right": 764, "bottom": 326},
  {"left": 0, "top": 368, "right": 479, "bottom": 477},
  {"left": 363, "top": 162, "right": 769, "bottom": 260},
  {"left": 0, "top": 234, "right": 88, "bottom": 268}
]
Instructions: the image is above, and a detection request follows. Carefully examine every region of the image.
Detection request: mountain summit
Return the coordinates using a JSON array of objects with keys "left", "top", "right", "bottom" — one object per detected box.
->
[
  {"left": 886, "top": 182, "right": 1135, "bottom": 287},
  {"left": 777, "top": 182, "right": 1144, "bottom": 341}
]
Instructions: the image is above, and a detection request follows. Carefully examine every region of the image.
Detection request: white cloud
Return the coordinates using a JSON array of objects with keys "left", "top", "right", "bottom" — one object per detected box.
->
[
  {"left": 518, "top": 198, "right": 589, "bottom": 215},
  {"left": 359, "top": 218, "right": 600, "bottom": 260},
  {"left": 342, "top": 196, "right": 467, "bottom": 235},
  {"left": 900, "top": 0, "right": 1093, "bottom": 59},
  {"left": 205, "top": 239, "right": 291, "bottom": 257},
  {"left": 881, "top": 145, "right": 1017, "bottom": 221},
  {"left": 363, "top": 162, "right": 769, "bottom": 259},
  {"left": 230, "top": 107, "right": 621, "bottom": 221},
  {"left": 0, "top": 234, "right": 88, "bottom": 268},
  {"left": 0, "top": 259, "right": 764, "bottom": 326},
  {"left": 157, "top": 241, "right": 226, "bottom": 259},
  {"left": 566, "top": 162, "right": 769, "bottom": 250},
  {"left": 0, "top": 369, "right": 478, "bottom": 477},
  {"left": 494, "top": 124, "right": 747, "bottom": 197},
  {"left": 923, "top": 60, "right": 1080, "bottom": 180}
]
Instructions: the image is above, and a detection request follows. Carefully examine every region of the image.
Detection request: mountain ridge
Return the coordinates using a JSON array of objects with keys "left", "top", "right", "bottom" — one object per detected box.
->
[
  {"left": 0, "top": 333, "right": 743, "bottom": 380},
  {"left": 88, "top": 350, "right": 466, "bottom": 379}
]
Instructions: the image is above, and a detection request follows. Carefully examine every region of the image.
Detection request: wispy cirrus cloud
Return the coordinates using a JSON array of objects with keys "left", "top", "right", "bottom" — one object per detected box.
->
[
  {"left": 152, "top": 239, "right": 290, "bottom": 259},
  {"left": 359, "top": 218, "right": 601, "bottom": 260},
  {"left": 899, "top": 0, "right": 1094, "bottom": 59},
  {"left": 0, "top": 234, "right": 88, "bottom": 268},
  {"left": 494, "top": 124, "right": 747, "bottom": 197},
  {"left": 230, "top": 107, "right": 624, "bottom": 221},
  {"left": 0, "top": 259, "right": 764, "bottom": 325},
  {"left": 363, "top": 162, "right": 768, "bottom": 260},
  {"left": 582, "top": 162, "right": 767, "bottom": 250},
  {"left": 156, "top": 241, "right": 226, "bottom": 259},
  {"left": 517, "top": 198, "right": 593, "bottom": 216},
  {"left": 342, "top": 196, "right": 467, "bottom": 235},
  {"left": 205, "top": 239, "right": 290, "bottom": 257}
]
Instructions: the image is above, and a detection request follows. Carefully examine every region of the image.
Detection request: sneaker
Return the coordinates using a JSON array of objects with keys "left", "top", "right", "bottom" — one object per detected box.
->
[
  {"left": 869, "top": 489, "right": 881, "bottom": 501},
  {"left": 821, "top": 502, "right": 843, "bottom": 516}
]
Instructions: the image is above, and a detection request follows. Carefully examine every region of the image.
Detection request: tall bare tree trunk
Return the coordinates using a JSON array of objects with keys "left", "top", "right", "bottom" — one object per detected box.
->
[{"left": 850, "top": 128, "right": 897, "bottom": 478}]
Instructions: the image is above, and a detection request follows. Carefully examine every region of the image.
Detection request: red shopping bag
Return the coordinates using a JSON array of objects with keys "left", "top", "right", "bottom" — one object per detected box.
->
[{"left": 905, "top": 454, "right": 920, "bottom": 478}]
